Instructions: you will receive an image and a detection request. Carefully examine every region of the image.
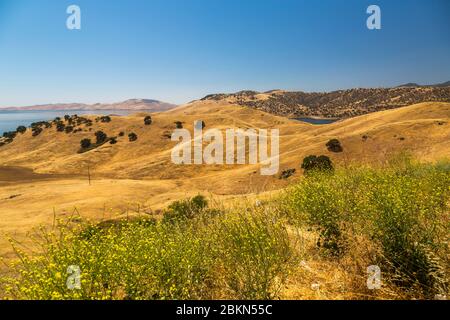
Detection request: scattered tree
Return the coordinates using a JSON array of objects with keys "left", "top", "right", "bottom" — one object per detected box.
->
[
  {"left": 16, "top": 126, "right": 27, "bottom": 134},
  {"left": 95, "top": 131, "right": 108, "bottom": 144},
  {"left": 128, "top": 132, "right": 138, "bottom": 142},
  {"left": 98, "top": 116, "right": 112, "bottom": 123},
  {"left": 326, "top": 139, "right": 343, "bottom": 153},
  {"left": 144, "top": 116, "right": 152, "bottom": 126},
  {"left": 3, "top": 131, "right": 17, "bottom": 139},
  {"left": 301, "top": 155, "right": 334, "bottom": 174},
  {"left": 32, "top": 127, "right": 43, "bottom": 137},
  {"left": 174, "top": 121, "right": 183, "bottom": 129},
  {"left": 56, "top": 122, "right": 66, "bottom": 132},
  {"left": 80, "top": 138, "right": 92, "bottom": 149}
]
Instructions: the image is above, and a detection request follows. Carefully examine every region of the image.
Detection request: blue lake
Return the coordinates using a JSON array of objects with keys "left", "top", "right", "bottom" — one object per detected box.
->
[
  {"left": 294, "top": 117, "right": 339, "bottom": 125},
  {"left": 0, "top": 110, "right": 134, "bottom": 135}
]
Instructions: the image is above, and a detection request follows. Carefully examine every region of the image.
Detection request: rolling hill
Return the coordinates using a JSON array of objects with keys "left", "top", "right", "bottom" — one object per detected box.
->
[{"left": 0, "top": 100, "right": 448, "bottom": 262}]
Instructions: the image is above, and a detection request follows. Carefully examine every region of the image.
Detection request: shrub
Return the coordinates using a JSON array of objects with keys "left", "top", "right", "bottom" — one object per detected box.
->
[
  {"left": 80, "top": 138, "right": 91, "bottom": 149},
  {"left": 128, "top": 133, "right": 138, "bottom": 142},
  {"left": 118, "top": 132, "right": 125, "bottom": 137},
  {"left": 16, "top": 126, "right": 27, "bottom": 134},
  {"left": 174, "top": 121, "right": 183, "bottom": 129},
  {"left": 1, "top": 203, "right": 295, "bottom": 300},
  {"left": 215, "top": 210, "right": 294, "bottom": 299},
  {"left": 32, "top": 121, "right": 51, "bottom": 129},
  {"left": 301, "top": 155, "right": 334, "bottom": 174},
  {"left": 280, "top": 168, "right": 296, "bottom": 179},
  {"left": 56, "top": 123, "right": 66, "bottom": 132},
  {"left": 95, "top": 131, "right": 108, "bottom": 144},
  {"left": 284, "top": 159, "right": 450, "bottom": 297},
  {"left": 64, "top": 115, "right": 70, "bottom": 122},
  {"left": 64, "top": 126, "right": 74, "bottom": 134},
  {"left": 32, "top": 127, "right": 43, "bottom": 137},
  {"left": 144, "top": 116, "right": 152, "bottom": 126},
  {"left": 326, "top": 139, "right": 343, "bottom": 153},
  {"left": 110, "top": 137, "right": 118, "bottom": 145},
  {"left": 3, "top": 131, "right": 17, "bottom": 139},
  {"left": 162, "top": 195, "right": 208, "bottom": 224},
  {"left": 98, "top": 116, "right": 112, "bottom": 123}
]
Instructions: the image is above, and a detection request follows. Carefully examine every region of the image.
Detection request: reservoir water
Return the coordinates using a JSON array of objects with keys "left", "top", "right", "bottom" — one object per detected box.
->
[
  {"left": 293, "top": 117, "right": 339, "bottom": 125},
  {"left": 0, "top": 110, "right": 134, "bottom": 135}
]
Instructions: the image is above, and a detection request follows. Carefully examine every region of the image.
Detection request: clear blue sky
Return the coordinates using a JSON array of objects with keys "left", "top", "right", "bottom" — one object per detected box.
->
[{"left": 0, "top": 0, "right": 449, "bottom": 106}]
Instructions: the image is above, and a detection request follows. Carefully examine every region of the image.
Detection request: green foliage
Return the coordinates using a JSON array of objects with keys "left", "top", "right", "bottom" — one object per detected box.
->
[
  {"left": 174, "top": 121, "right": 183, "bottom": 129},
  {"left": 279, "top": 168, "right": 296, "bottom": 179},
  {"left": 56, "top": 122, "right": 65, "bottom": 132},
  {"left": 2, "top": 131, "right": 17, "bottom": 139},
  {"left": 1, "top": 205, "right": 294, "bottom": 300},
  {"left": 301, "top": 155, "right": 334, "bottom": 174},
  {"left": 128, "top": 133, "right": 138, "bottom": 142},
  {"left": 80, "top": 139, "right": 91, "bottom": 149},
  {"left": 215, "top": 211, "right": 294, "bottom": 299},
  {"left": 64, "top": 126, "right": 74, "bottom": 134},
  {"left": 97, "top": 116, "right": 112, "bottom": 123},
  {"left": 326, "top": 139, "right": 343, "bottom": 153},
  {"left": 32, "top": 127, "right": 43, "bottom": 137},
  {"left": 16, "top": 126, "right": 27, "bottom": 134},
  {"left": 144, "top": 116, "right": 152, "bottom": 126},
  {"left": 284, "top": 158, "right": 450, "bottom": 297},
  {"left": 31, "top": 121, "right": 51, "bottom": 129},
  {"left": 162, "top": 195, "right": 208, "bottom": 224},
  {"left": 95, "top": 131, "right": 107, "bottom": 144}
]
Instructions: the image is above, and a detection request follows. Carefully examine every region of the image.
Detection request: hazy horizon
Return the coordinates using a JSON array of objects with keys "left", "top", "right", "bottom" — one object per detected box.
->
[{"left": 1, "top": 80, "right": 450, "bottom": 108}]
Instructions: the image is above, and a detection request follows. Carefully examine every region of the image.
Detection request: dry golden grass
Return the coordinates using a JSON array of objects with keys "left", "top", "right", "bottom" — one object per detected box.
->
[{"left": 0, "top": 101, "right": 449, "bottom": 274}]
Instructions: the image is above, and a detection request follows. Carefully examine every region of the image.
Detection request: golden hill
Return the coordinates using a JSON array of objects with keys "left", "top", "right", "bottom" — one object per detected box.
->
[
  {"left": 0, "top": 101, "right": 449, "bottom": 190},
  {"left": 0, "top": 101, "right": 448, "bottom": 261}
]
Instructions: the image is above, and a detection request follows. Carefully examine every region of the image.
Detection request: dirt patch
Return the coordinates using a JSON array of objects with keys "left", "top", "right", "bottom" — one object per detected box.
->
[{"left": 0, "top": 166, "right": 73, "bottom": 184}]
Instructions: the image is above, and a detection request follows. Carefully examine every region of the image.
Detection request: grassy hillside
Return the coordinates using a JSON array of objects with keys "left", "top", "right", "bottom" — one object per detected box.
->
[
  {"left": 0, "top": 100, "right": 448, "bottom": 295},
  {"left": 0, "top": 101, "right": 448, "bottom": 267},
  {"left": 1, "top": 158, "right": 448, "bottom": 300}
]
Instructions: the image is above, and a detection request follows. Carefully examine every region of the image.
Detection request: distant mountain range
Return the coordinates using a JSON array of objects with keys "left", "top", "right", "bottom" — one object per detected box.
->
[
  {"left": 201, "top": 82, "right": 450, "bottom": 118},
  {"left": 0, "top": 99, "right": 177, "bottom": 112},
  {"left": 396, "top": 81, "right": 450, "bottom": 88}
]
